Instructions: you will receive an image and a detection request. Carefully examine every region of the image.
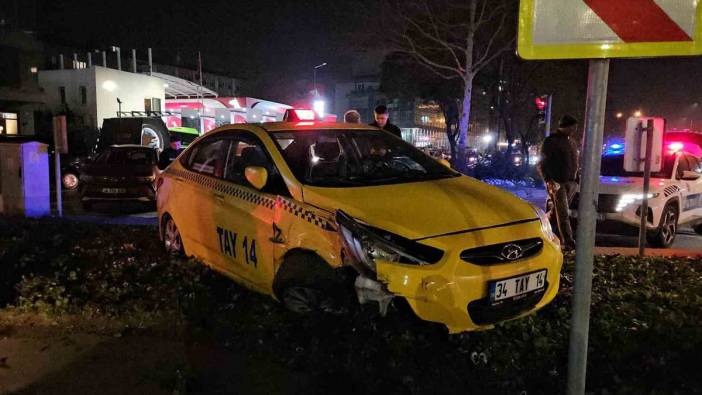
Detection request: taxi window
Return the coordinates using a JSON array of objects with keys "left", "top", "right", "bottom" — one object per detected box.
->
[
  {"left": 222, "top": 134, "right": 290, "bottom": 196},
  {"left": 269, "top": 129, "right": 459, "bottom": 187},
  {"left": 186, "top": 138, "right": 230, "bottom": 178}
]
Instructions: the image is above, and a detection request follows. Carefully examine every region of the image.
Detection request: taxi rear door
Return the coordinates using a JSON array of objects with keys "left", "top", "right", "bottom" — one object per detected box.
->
[{"left": 214, "top": 132, "right": 286, "bottom": 293}]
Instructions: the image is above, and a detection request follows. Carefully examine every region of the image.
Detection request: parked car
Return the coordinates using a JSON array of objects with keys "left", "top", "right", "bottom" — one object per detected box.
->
[
  {"left": 80, "top": 145, "right": 159, "bottom": 210},
  {"left": 99, "top": 117, "right": 170, "bottom": 153},
  {"left": 157, "top": 116, "right": 563, "bottom": 334}
]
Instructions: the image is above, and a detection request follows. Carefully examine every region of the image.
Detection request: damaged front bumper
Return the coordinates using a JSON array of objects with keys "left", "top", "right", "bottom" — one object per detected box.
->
[{"left": 339, "top": 211, "right": 563, "bottom": 334}]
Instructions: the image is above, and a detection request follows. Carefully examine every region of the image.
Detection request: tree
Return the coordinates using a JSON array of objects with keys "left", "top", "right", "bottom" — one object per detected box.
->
[
  {"left": 378, "top": 0, "right": 516, "bottom": 171},
  {"left": 380, "top": 53, "right": 463, "bottom": 161}
]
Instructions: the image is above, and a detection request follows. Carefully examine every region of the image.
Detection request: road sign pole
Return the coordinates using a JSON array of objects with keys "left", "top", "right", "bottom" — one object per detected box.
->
[
  {"left": 638, "top": 119, "right": 654, "bottom": 255},
  {"left": 567, "top": 58, "right": 610, "bottom": 395}
]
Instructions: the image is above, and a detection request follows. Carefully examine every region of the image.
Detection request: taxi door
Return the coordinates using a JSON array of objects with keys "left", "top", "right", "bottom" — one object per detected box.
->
[
  {"left": 172, "top": 137, "right": 231, "bottom": 263},
  {"left": 212, "top": 132, "right": 282, "bottom": 293}
]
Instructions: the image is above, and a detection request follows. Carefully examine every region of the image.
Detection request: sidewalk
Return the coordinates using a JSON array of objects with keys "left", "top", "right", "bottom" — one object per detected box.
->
[{"left": 593, "top": 247, "right": 702, "bottom": 257}]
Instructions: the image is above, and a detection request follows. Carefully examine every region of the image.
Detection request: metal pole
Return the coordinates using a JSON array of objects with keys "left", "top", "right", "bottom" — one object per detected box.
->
[
  {"left": 116, "top": 48, "right": 121, "bottom": 70},
  {"left": 313, "top": 68, "right": 317, "bottom": 96},
  {"left": 102, "top": 51, "right": 107, "bottom": 67},
  {"left": 638, "top": 119, "right": 654, "bottom": 255},
  {"left": 87, "top": 52, "right": 92, "bottom": 68},
  {"left": 131, "top": 49, "right": 137, "bottom": 73},
  {"left": 58, "top": 54, "right": 64, "bottom": 70},
  {"left": 72, "top": 53, "right": 78, "bottom": 69},
  {"left": 545, "top": 94, "right": 553, "bottom": 136},
  {"left": 566, "top": 58, "right": 610, "bottom": 395},
  {"left": 148, "top": 48, "right": 153, "bottom": 75}
]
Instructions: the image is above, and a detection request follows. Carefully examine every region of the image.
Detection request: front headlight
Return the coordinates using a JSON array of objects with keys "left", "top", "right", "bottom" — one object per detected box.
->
[
  {"left": 336, "top": 210, "right": 443, "bottom": 275},
  {"left": 616, "top": 193, "right": 659, "bottom": 212},
  {"left": 532, "top": 205, "right": 556, "bottom": 241}
]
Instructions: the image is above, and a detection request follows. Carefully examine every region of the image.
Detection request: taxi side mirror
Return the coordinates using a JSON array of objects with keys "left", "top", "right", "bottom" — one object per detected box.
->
[
  {"left": 245, "top": 166, "right": 268, "bottom": 190},
  {"left": 439, "top": 159, "right": 452, "bottom": 169},
  {"left": 681, "top": 170, "right": 701, "bottom": 181}
]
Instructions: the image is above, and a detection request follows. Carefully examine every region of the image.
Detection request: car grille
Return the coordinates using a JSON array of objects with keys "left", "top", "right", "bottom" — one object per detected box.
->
[
  {"left": 460, "top": 238, "right": 543, "bottom": 265},
  {"left": 467, "top": 286, "right": 548, "bottom": 325},
  {"left": 570, "top": 193, "right": 620, "bottom": 213}
]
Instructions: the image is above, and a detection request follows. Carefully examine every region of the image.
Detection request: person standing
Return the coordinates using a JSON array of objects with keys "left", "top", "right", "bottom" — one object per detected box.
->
[
  {"left": 538, "top": 115, "right": 580, "bottom": 251},
  {"left": 370, "top": 105, "right": 402, "bottom": 139},
  {"left": 158, "top": 133, "right": 183, "bottom": 170},
  {"left": 343, "top": 109, "right": 362, "bottom": 124}
]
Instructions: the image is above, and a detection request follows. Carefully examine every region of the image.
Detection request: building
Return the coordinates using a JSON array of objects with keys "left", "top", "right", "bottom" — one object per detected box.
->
[
  {"left": 38, "top": 66, "right": 166, "bottom": 129},
  {"left": 146, "top": 63, "right": 241, "bottom": 98},
  {"left": 0, "top": 30, "right": 46, "bottom": 135}
]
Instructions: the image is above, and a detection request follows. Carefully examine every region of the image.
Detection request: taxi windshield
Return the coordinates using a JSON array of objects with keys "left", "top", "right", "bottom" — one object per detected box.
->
[{"left": 270, "top": 129, "right": 459, "bottom": 187}]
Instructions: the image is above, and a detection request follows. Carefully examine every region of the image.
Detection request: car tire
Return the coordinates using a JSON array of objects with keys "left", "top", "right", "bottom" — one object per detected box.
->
[
  {"left": 62, "top": 172, "right": 80, "bottom": 190},
  {"left": 163, "top": 215, "right": 185, "bottom": 256},
  {"left": 273, "top": 252, "right": 352, "bottom": 315},
  {"left": 647, "top": 203, "right": 678, "bottom": 248},
  {"left": 694, "top": 224, "right": 702, "bottom": 235}
]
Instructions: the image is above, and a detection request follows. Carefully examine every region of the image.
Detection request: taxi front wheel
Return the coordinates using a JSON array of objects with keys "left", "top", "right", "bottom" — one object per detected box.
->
[{"left": 274, "top": 252, "right": 352, "bottom": 315}]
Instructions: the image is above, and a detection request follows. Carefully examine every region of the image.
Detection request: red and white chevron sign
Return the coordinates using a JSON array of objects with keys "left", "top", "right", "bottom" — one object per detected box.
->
[{"left": 518, "top": 0, "right": 702, "bottom": 59}]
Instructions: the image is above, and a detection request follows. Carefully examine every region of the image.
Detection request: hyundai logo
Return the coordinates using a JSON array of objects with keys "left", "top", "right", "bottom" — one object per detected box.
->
[{"left": 500, "top": 244, "right": 524, "bottom": 261}]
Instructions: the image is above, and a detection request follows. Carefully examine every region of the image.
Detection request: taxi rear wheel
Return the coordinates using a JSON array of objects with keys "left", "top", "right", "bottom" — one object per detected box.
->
[
  {"left": 647, "top": 203, "right": 678, "bottom": 248},
  {"left": 694, "top": 224, "right": 702, "bottom": 235},
  {"left": 274, "top": 252, "right": 352, "bottom": 315},
  {"left": 163, "top": 215, "right": 185, "bottom": 256}
]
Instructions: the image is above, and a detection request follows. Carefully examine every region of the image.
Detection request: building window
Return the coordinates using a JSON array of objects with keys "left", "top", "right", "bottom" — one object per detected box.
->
[
  {"left": 80, "top": 86, "right": 87, "bottom": 105},
  {"left": 59, "top": 87, "right": 66, "bottom": 104}
]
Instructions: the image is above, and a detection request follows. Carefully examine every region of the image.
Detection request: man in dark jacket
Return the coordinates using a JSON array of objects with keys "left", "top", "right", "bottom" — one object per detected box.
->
[
  {"left": 370, "top": 105, "right": 402, "bottom": 139},
  {"left": 158, "top": 133, "right": 183, "bottom": 170},
  {"left": 539, "top": 115, "right": 580, "bottom": 250}
]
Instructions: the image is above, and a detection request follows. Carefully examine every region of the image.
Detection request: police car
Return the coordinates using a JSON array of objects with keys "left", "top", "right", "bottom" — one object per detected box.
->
[
  {"left": 156, "top": 110, "right": 563, "bottom": 333},
  {"left": 570, "top": 139, "right": 702, "bottom": 248}
]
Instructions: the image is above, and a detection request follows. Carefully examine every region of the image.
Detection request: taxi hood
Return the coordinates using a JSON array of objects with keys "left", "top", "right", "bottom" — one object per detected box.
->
[{"left": 302, "top": 176, "right": 538, "bottom": 240}]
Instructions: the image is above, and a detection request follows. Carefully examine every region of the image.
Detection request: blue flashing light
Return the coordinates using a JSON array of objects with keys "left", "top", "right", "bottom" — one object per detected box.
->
[{"left": 609, "top": 143, "right": 622, "bottom": 149}]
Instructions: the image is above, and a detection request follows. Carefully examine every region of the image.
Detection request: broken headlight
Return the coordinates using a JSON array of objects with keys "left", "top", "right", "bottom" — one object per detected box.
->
[{"left": 336, "top": 210, "right": 443, "bottom": 276}]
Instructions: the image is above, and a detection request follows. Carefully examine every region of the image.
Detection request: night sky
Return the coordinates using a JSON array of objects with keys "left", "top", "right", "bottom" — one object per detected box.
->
[{"left": 33, "top": 0, "right": 373, "bottom": 79}]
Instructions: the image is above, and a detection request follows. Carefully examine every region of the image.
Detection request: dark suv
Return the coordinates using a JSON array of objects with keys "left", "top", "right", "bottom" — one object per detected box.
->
[{"left": 80, "top": 145, "right": 159, "bottom": 210}]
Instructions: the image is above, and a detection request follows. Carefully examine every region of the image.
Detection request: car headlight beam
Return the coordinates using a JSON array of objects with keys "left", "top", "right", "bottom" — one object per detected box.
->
[{"left": 615, "top": 193, "right": 659, "bottom": 212}]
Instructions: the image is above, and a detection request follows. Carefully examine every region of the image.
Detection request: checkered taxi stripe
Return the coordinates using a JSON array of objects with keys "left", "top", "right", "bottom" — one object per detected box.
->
[
  {"left": 167, "top": 169, "right": 336, "bottom": 232},
  {"left": 276, "top": 197, "right": 337, "bottom": 232}
]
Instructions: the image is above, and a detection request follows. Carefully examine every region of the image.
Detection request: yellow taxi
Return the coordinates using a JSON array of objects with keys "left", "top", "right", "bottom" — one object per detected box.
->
[{"left": 157, "top": 111, "right": 563, "bottom": 333}]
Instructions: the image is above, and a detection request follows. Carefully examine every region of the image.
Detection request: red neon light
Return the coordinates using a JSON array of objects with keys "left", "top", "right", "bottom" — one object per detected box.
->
[{"left": 535, "top": 97, "right": 546, "bottom": 111}]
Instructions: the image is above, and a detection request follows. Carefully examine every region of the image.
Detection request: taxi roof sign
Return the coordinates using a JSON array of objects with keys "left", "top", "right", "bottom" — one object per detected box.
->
[{"left": 518, "top": 0, "right": 702, "bottom": 60}]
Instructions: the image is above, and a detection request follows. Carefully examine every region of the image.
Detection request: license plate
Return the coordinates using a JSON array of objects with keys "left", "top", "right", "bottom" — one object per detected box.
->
[
  {"left": 489, "top": 270, "right": 547, "bottom": 303},
  {"left": 102, "top": 188, "right": 126, "bottom": 194}
]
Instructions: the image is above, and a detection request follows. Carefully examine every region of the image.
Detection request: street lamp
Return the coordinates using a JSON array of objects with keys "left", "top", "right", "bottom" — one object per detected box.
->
[
  {"left": 634, "top": 110, "right": 642, "bottom": 117},
  {"left": 313, "top": 62, "right": 327, "bottom": 96},
  {"left": 111, "top": 45, "right": 121, "bottom": 70}
]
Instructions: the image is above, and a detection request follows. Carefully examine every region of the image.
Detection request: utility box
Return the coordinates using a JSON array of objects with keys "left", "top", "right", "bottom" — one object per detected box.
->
[{"left": 0, "top": 142, "right": 51, "bottom": 217}]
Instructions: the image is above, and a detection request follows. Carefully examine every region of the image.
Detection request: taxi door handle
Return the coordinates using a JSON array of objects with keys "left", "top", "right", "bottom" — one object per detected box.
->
[
  {"left": 174, "top": 177, "right": 184, "bottom": 183},
  {"left": 213, "top": 193, "right": 225, "bottom": 203}
]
